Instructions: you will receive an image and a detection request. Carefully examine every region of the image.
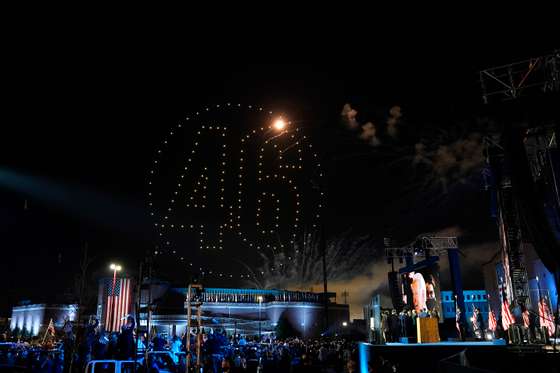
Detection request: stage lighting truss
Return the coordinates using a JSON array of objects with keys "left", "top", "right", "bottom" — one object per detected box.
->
[
  {"left": 479, "top": 50, "right": 559, "bottom": 104},
  {"left": 385, "top": 236, "right": 458, "bottom": 259}
]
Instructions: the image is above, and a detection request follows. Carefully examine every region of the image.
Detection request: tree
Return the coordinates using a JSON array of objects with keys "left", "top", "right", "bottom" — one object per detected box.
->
[
  {"left": 12, "top": 326, "right": 21, "bottom": 339},
  {"left": 275, "top": 313, "right": 301, "bottom": 339},
  {"left": 20, "top": 327, "right": 30, "bottom": 340}
]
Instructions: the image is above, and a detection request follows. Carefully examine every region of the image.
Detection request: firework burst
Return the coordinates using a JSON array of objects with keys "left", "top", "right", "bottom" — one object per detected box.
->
[{"left": 249, "top": 231, "right": 379, "bottom": 289}]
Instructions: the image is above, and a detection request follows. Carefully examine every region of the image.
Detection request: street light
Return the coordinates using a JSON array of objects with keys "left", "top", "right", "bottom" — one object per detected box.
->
[
  {"left": 257, "top": 295, "right": 263, "bottom": 339},
  {"left": 107, "top": 263, "right": 122, "bottom": 332}
]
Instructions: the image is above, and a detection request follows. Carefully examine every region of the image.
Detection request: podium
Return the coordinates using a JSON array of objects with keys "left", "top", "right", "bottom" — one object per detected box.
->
[{"left": 417, "top": 317, "right": 440, "bottom": 343}]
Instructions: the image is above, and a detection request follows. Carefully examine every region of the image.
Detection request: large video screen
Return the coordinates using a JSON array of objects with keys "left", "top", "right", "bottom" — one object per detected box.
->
[{"left": 400, "top": 264, "right": 442, "bottom": 318}]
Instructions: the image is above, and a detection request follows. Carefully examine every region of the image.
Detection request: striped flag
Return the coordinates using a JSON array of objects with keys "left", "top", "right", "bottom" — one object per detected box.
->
[
  {"left": 47, "top": 319, "right": 55, "bottom": 336},
  {"left": 455, "top": 296, "right": 462, "bottom": 339},
  {"left": 522, "top": 309, "right": 530, "bottom": 328},
  {"left": 501, "top": 299, "right": 515, "bottom": 330},
  {"left": 488, "top": 309, "right": 497, "bottom": 331},
  {"left": 104, "top": 277, "right": 132, "bottom": 332},
  {"left": 538, "top": 298, "right": 555, "bottom": 337},
  {"left": 471, "top": 305, "right": 477, "bottom": 326},
  {"left": 498, "top": 279, "right": 514, "bottom": 330}
]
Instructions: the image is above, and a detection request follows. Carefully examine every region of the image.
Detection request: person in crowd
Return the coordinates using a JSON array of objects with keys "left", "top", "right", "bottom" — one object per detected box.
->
[
  {"left": 93, "top": 330, "right": 108, "bottom": 360},
  {"left": 388, "top": 309, "right": 400, "bottom": 342},
  {"left": 380, "top": 311, "right": 389, "bottom": 343},
  {"left": 405, "top": 309, "right": 415, "bottom": 338},
  {"left": 471, "top": 307, "right": 484, "bottom": 339},
  {"left": 398, "top": 310, "right": 407, "bottom": 339},
  {"left": 170, "top": 335, "right": 182, "bottom": 355},
  {"left": 61, "top": 316, "right": 74, "bottom": 373},
  {"left": 107, "top": 332, "right": 119, "bottom": 359},
  {"left": 152, "top": 332, "right": 167, "bottom": 351},
  {"left": 118, "top": 315, "right": 135, "bottom": 360},
  {"left": 136, "top": 334, "right": 146, "bottom": 354}
]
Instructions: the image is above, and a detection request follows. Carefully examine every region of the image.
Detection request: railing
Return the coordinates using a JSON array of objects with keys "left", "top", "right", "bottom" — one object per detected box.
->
[{"left": 186, "top": 288, "right": 331, "bottom": 304}]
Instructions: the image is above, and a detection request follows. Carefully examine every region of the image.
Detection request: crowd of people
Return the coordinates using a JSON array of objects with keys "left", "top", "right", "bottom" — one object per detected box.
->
[
  {"left": 0, "top": 315, "right": 400, "bottom": 373},
  {"left": 380, "top": 307, "right": 440, "bottom": 343}
]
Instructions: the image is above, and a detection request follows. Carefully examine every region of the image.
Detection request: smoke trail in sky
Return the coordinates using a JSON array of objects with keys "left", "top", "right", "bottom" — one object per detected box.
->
[
  {"left": 340, "top": 103, "right": 493, "bottom": 194},
  {"left": 250, "top": 232, "right": 379, "bottom": 290},
  {"left": 341, "top": 103, "right": 360, "bottom": 130}
]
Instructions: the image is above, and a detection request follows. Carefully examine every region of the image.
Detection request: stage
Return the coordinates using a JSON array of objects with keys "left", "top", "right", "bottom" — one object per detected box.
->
[
  {"left": 359, "top": 340, "right": 559, "bottom": 373},
  {"left": 385, "top": 340, "right": 507, "bottom": 347}
]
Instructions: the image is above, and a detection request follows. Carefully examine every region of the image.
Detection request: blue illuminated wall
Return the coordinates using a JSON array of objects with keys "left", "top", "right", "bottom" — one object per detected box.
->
[
  {"left": 441, "top": 290, "right": 488, "bottom": 325},
  {"left": 146, "top": 286, "right": 348, "bottom": 338},
  {"left": 527, "top": 259, "right": 558, "bottom": 311},
  {"left": 10, "top": 304, "right": 77, "bottom": 336}
]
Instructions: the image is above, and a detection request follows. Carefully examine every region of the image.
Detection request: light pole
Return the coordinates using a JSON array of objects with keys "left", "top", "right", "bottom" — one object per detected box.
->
[
  {"left": 257, "top": 295, "right": 263, "bottom": 340},
  {"left": 108, "top": 263, "right": 122, "bottom": 332}
]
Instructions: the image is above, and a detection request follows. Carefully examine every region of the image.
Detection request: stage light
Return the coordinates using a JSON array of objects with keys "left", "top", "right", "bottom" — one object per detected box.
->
[{"left": 342, "top": 321, "right": 348, "bottom": 327}]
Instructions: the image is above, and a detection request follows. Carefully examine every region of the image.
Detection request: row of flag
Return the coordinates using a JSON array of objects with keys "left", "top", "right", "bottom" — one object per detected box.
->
[{"left": 455, "top": 295, "right": 555, "bottom": 337}]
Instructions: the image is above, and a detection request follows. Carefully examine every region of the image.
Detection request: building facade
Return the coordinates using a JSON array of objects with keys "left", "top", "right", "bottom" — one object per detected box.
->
[
  {"left": 128, "top": 284, "right": 349, "bottom": 338},
  {"left": 441, "top": 290, "right": 489, "bottom": 324},
  {"left": 10, "top": 304, "right": 77, "bottom": 336}
]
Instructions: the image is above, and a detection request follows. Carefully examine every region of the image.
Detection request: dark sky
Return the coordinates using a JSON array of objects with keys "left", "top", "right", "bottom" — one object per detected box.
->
[{"left": 0, "top": 24, "right": 556, "bottom": 315}]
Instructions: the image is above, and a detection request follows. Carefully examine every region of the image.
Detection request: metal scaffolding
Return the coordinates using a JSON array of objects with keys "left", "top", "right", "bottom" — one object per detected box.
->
[{"left": 479, "top": 50, "right": 559, "bottom": 104}]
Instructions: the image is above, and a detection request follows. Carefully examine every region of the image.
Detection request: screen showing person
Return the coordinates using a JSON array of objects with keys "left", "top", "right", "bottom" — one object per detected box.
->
[
  {"left": 401, "top": 265, "right": 442, "bottom": 321},
  {"left": 425, "top": 275, "right": 437, "bottom": 311}
]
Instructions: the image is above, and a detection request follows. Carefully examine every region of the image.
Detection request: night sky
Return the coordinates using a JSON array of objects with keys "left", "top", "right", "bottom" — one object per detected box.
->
[{"left": 1, "top": 25, "right": 556, "bottom": 317}]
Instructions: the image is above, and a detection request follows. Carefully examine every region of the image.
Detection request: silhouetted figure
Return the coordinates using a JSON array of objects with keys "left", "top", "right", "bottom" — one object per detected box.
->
[
  {"left": 152, "top": 333, "right": 167, "bottom": 351},
  {"left": 118, "top": 316, "right": 135, "bottom": 360},
  {"left": 61, "top": 317, "right": 74, "bottom": 373},
  {"left": 388, "top": 310, "right": 400, "bottom": 342}
]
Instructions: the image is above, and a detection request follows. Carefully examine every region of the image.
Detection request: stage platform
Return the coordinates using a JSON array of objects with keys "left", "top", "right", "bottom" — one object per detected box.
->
[
  {"left": 359, "top": 340, "right": 559, "bottom": 373},
  {"left": 385, "top": 339, "right": 507, "bottom": 347}
]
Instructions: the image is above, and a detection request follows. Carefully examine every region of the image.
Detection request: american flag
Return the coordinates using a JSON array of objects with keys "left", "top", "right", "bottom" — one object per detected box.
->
[
  {"left": 104, "top": 277, "right": 132, "bottom": 332},
  {"left": 499, "top": 281, "right": 514, "bottom": 330},
  {"left": 455, "top": 296, "right": 462, "bottom": 339},
  {"left": 47, "top": 319, "right": 55, "bottom": 336},
  {"left": 538, "top": 298, "right": 555, "bottom": 337},
  {"left": 522, "top": 309, "right": 530, "bottom": 328},
  {"left": 488, "top": 309, "right": 497, "bottom": 331},
  {"left": 501, "top": 300, "right": 514, "bottom": 330}
]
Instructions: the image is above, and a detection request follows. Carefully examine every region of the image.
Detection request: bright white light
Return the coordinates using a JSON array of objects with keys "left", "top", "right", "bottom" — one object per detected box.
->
[
  {"left": 273, "top": 117, "right": 286, "bottom": 131},
  {"left": 257, "top": 295, "right": 263, "bottom": 303},
  {"left": 110, "top": 263, "right": 122, "bottom": 271},
  {"left": 342, "top": 321, "right": 348, "bottom": 327}
]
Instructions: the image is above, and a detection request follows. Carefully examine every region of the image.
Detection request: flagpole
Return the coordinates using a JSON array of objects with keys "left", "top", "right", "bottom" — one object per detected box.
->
[
  {"left": 108, "top": 263, "right": 122, "bottom": 332},
  {"left": 41, "top": 319, "right": 53, "bottom": 345}
]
